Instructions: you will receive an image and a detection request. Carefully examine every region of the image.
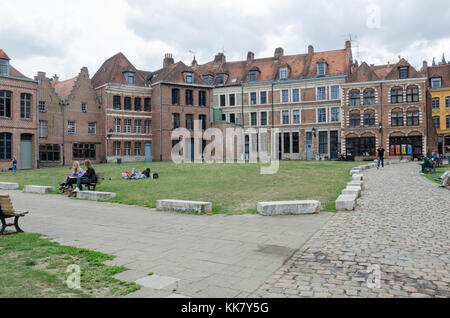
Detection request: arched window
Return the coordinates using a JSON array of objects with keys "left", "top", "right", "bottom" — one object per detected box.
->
[
  {"left": 364, "top": 111, "right": 375, "bottom": 127},
  {"left": 0, "top": 90, "right": 12, "bottom": 118},
  {"left": 349, "top": 90, "right": 360, "bottom": 106},
  {"left": 349, "top": 112, "right": 360, "bottom": 128},
  {"left": 406, "top": 86, "right": 419, "bottom": 103},
  {"left": 391, "top": 88, "right": 403, "bottom": 104},
  {"left": 0, "top": 132, "right": 12, "bottom": 160},
  {"left": 363, "top": 89, "right": 375, "bottom": 105}
]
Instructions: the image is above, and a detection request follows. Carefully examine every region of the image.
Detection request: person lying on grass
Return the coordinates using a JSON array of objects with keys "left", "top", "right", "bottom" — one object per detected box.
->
[{"left": 435, "top": 171, "right": 450, "bottom": 188}]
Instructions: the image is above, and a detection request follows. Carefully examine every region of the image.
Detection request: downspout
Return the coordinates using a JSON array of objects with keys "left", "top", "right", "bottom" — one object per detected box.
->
[
  {"left": 159, "top": 83, "right": 162, "bottom": 161},
  {"left": 379, "top": 82, "right": 383, "bottom": 149},
  {"left": 241, "top": 84, "right": 244, "bottom": 126},
  {"left": 61, "top": 100, "right": 66, "bottom": 166},
  {"left": 271, "top": 82, "right": 274, "bottom": 130},
  {"left": 36, "top": 80, "right": 40, "bottom": 169},
  {"left": 104, "top": 87, "right": 108, "bottom": 163}
]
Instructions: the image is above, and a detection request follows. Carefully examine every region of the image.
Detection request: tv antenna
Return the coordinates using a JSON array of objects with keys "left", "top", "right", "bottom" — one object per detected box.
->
[{"left": 344, "top": 33, "right": 360, "bottom": 62}]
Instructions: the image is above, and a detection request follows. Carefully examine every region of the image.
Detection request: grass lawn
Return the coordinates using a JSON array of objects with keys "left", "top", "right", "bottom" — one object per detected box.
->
[
  {"left": 0, "top": 233, "right": 140, "bottom": 297},
  {"left": 422, "top": 164, "right": 450, "bottom": 185},
  {"left": 0, "top": 161, "right": 361, "bottom": 213}
]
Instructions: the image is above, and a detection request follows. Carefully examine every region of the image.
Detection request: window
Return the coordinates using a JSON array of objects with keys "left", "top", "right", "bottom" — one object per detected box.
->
[
  {"left": 144, "top": 120, "right": 152, "bottom": 134},
  {"left": 73, "top": 143, "right": 96, "bottom": 159},
  {"left": 317, "top": 87, "right": 326, "bottom": 101},
  {"left": 114, "top": 118, "right": 121, "bottom": 133},
  {"left": 39, "top": 144, "right": 60, "bottom": 162},
  {"left": 317, "top": 62, "right": 327, "bottom": 76},
  {"left": 331, "top": 86, "right": 340, "bottom": 100},
  {"left": 292, "top": 89, "right": 300, "bottom": 102},
  {"left": 431, "top": 78, "right": 442, "bottom": 89},
  {"left": 172, "top": 113, "right": 180, "bottom": 129},
  {"left": 88, "top": 122, "right": 96, "bottom": 135},
  {"left": 364, "top": 112, "right": 375, "bottom": 127},
  {"left": 39, "top": 101, "right": 46, "bottom": 112},
  {"left": 21, "top": 93, "right": 32, "bottom": 119},
  {"left": 447, "top": 115, "right": 450, "bottom": 129},
  {"left": 39, "top": 121, "right": 48, "bottom": 138},
  {"left": 221, "top": 114, "right": 226, "bottom": 121},
  {"left": 172, "top": 89, "right": 180, "bottom": 105},
  {"left": 81, "top": 102, "right": 87, "bottom": 113},
  {"left": 349, "top": 113, "right": 360, "bottom": 128},
  {"left": 389, "top": 136, "right": 423, "bottom": 157},
  {"left": 261, "top": 112, "right": 267, "bottom": 126},
  {"left": 113, "top": 142, "right": 121, "bottom": 156},
  {"left": 433, "top": 117, "right": 440, "bottom": 130},
  {"left": 391, "top": 111, "right": 404, "bottom": 127},
  {"left": 124, "top": 119, "right": 131, "bottom": 133},
  {"left": 135, "top": 142, "right": 142, "bottom": 156},
  {"left": 220, "top": 94, "right": 226, "bottom": 107},
  {"left": 229, "top": 94, "right": 236, "bottom": 106},
  {"left": 0, "top": 90, "right": 11, "bottom": 118},
  {"left": 391, "top": 88, "right": 403, "bottom": 104},
  {"left": 349, "top": 90, "right": 360, "bottom": 106},
  {"left": 251, "top": 92, "right": 257, "bottom": 105},
  {"left": 345, "top": 137, "right": 376, "bottom": 157},
  {"left": 134, "top": 98, "right": 141, "bottom": 111},
  {"left": 0, "top": 59, "right": 9, "bottom": 76},
  {"left": 446, "top": 97, "right": 450, "bottom": 108},
  {"left": 134, "top": 120, "right": 142, "bottom": 134},
  {"left": 0, "top": 133, "right": 12, "bottom": 160},
  {"left": 186, "top": 114, "right": 193, "bottom": 130},
  {"left": 124, "top": 142, "right": 131, "bottom": 156},
  {"left": 282, "top": 90, "right": 289, "bottom": 103},
  {"left": 407, "top": 111, "right": 419, "bottom": 126},
  {"left": 399, "top": 67, "right": 409, "bottom": 79},
  {"left": 283, "top": 132, "right": 290, "bottom": 154},
  {"left": 68, "top": 121, "right": 76, "bottom": 135},
  {"left": 282, "top": 110, "right": 289, "bottom": 125},
  {"left": 185, "top": 90, "right": 193, "bottom": 106},
  {"left": 144, "top": 98, "right": 151, "bottom": 111},
  {"left": 292, "top": 132, "right": 299, "bottom": 153},
  {"left": 293, "top": 110, "right": 300, "bottom": 124},
  {"left": 251, "top": 112, "right": 257, "bottom": 126},
  {"left": 199, "top": 91, "right": 206, "bottom": 107},
  {"left": 319, "top": 131, "right": 328, "bottom": 155},
  {"left": 249, "top": 71, "right": 258, "bottom": 82},
  {"left": 406, "top": 87, "right": 419, "bottom": 103},
  {"left": 124, "top": 72, "right": 135, "bottom": 85},
  {"left": 124, "top": 97, "right": 132, "bottom": 110},
  {"left": 113, "top": 96, "right": 121, "bottom": 109},
  {"left": 318, "top": 108, "right": 327, "bottom": 123},
  {"left": 280, "top": 67, "right": 288, "bottom": 80},
  {"left": 185, "top": 72, "right": 193, "bottom": 84},
  {"left": 199, "top": 114, "right": 206, "bottom": 130},
  {"left": 202, "top": 75, "right": 212, "bottom": 85},
  {"left": 432, "top": 98, "right": 440, "bottom": 109},
  {"left": 363, "top": 90, "right": 375, "bottom": 105},
  {"left": 331, "top": 107, "right": 340, "bottom": 122},
  {"left": 215, "top": 74, "right": 225, "bottom": 85},
  {"left": 229, "top": 113, "right": 236, "bottom": 123}
]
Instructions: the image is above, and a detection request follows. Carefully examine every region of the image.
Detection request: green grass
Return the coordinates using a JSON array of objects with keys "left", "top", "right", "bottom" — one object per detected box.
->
[
  {"left": 0, "top": 233, "right": 140, "bottom": 297},
  {"left": 422, "top": 164, "right": 450, "bottom": 185},
  {"left": 0, "top": 161, "right": 361, "bottom": 213}
]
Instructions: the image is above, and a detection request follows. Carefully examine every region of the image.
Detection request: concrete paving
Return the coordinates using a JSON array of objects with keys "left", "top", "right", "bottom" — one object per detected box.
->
[{"left": 1, "top": 190, "right": 332, "bottom": 298}]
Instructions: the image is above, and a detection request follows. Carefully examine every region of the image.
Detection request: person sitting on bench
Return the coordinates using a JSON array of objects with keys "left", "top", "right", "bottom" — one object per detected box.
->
[
  {"left": 59, "top": 161, "right": 83, "bottom": 191},
  {"left": 73, "top": 160, "right": 97, "bottom": 192},
  {"left": 420, "top": 155, "right": 434, "bottom": 174},
  {"left": 435, "top": 171, "right": 450, "bottom": 188}
]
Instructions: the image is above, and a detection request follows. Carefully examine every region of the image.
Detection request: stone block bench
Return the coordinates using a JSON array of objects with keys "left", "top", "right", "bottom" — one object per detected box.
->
[
  {"left": 156, "top": 200, "right": 212, "bottom": 214},
  {"left": 352, "top": 174, "right": 363, "bottom": 181},
  {"left": 349, "top": 169, "right": 361, "bottom": 176},
  {"left": 76, "top": 191, "right": 116, "bottom": 201},
  {"left": 347, "top": 180, "right": 364, "bottom": 189},
  {"left": 342, "top": 188, "right": 361, "bottom": 198},
  {"left": 23, "top": 185, "right": 55, "bottom": 194},
  {"left": 336, "top": 194, "right": 357, "bottom": 211},
  {"left": 257, "top": 200, "right": 321, "bottom": 216},
  {"left": 0, "top": 182, "right": 19, "bottom": 190}
]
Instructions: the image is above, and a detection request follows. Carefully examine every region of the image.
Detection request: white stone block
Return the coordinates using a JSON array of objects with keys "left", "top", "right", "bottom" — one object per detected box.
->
[
  {"left": 257, "top": 200, "right": 321, "bottom": 216},
  {"left": 0, "top": 182, "right": 19, "bottom": 190},
  {"left": 156, "top": 199, "right": 212, "bottom": 214},
  {"left": 335, "top": 195, "right": 357, "bottom": 211},
  {"left": 23, "top": 185, "right": 55, "bottom": 194},
  {"left": 342, "top": 188, "right": 361, "bottom": 198},
  {"left": 347, "top": 180, "right": 364, "bottom": 189},
  {"left": 352, "top": 174, "right": 363, "bottom": 181},
  {"left": 77, "top": 191, "right": 116, "bottom": 201},
  {"left": 350, "top": 170, "right": 361, "bottom": 176}
]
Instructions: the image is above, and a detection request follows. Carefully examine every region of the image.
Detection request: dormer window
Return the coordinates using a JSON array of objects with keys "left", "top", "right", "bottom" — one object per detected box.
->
[
  {"left": 124, "top": 72, "right": 135, "bottom": 86},
  {"left": 0, "top": 59, "right": 9, "bottom": 76},
  {"left": 215, "top": 74, "right": 225, "bottom": 85},
  {"left": 202, "top": 75, "right": 212, "bottom": 85},
  {"left": 185, "top": 72, "right": 193, "bottom": 84},
  {"left": 279, "top": 67, "right": 288, "bottom": 80},
  {"left": 431, "top": 77, "right": 442, "bottom": 89},
  {"left": 317, "top": 62, "right": 326, "bottom": 76},
  {"left": 249, "top": 70, "right": 258, "bottom": 82},
  {"left": 399, "top": 66, "right": 409, "bottom": 79}
]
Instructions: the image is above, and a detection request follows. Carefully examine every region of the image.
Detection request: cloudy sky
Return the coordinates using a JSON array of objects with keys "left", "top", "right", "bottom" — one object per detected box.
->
[{"left": 1, "top": 0, "right": 449, "bottom": 80}]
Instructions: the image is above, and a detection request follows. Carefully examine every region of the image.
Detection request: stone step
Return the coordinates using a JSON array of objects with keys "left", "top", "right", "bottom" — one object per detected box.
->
[
  {"left": 156, "top": 199, "right": 212, "bottom": 214},
  {"left": 77, "top": 191, "right": 116, "bottom": 201},
  {"left": 257, "top": 200, "right": 321, "bottom": 216},
  {"left": 23, "top": 185, "right": 55, "bottom": 194},
  {"left": 0, "top": 182, "right": 19, "bottom": 190},
  {"left": 352, "top": 174, "right": 364, "bottom": 181},
  {"left": 336, "top": 194, "right": 357, "bottom": 211}
]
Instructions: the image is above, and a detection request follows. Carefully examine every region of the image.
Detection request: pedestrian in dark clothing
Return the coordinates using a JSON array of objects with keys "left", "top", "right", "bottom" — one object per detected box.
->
[{"left": 377, "top": 146, "right": 385, "bottom": 169}]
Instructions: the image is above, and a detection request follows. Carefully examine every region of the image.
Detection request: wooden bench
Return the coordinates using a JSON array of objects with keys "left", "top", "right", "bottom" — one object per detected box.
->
[
  {"left": 0, "top": 195, "right": 29, "bottom": 235},
  {"left": 86, "top": 172, "right": 105, "bottom": 191}
]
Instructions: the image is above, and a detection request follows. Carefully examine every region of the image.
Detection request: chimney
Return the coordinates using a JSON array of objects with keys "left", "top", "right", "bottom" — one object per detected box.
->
[
  {"left": 51, "top": 74, "right": 59, "bottom": 84},
  {"left": 214, "top": 52, "right": 226, "bottom": 64},
  {"left": 308, "top": 45, "right": 314, "bottom": 55},
  {"left": 345, "top": 40, "right": 351, "bottom": 50},
  {"left": 274, "top": 47, "right": 284, "bottom": 59},
  {"left": 191, "top": 56, "right": 198, "bottom": 68},
  {"left": 163, "top": 53, "right": 174, "bottom": 68},
  {"left": 422, "top": 60, "right": 428, "bottom": 75},
  {"left": 247, "top": 51, "right": 255, "bottom": 63}
]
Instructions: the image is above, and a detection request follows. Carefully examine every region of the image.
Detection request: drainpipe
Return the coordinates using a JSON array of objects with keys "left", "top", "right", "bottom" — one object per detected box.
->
[
  {"left": 36, "top": 79, "right": 40, "bottom": 169},
  {"left": 241, "top": 84, "right": 244, "bottom": 127},
  {"left": 104, "top": 87, "right": 108, "bottom": 163},
  {"left": 379, "top": 82, "right": 383, "bottom": 149},
  {"left": 61, "top": 100, "right": 66, "bottom": 166},
  {"left": 159, "top": 83, "right": 162, "bottom": 161}
]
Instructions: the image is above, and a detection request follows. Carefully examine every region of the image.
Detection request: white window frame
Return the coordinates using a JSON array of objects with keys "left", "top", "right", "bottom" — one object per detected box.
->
[
  {"left": 124, "top": 119, "right": 132, "bottom": 133},
  {"left": 39, "top": 120, "right": 48, "bottom": 138},
  {"left": 250, "top": 112, "right": 258, "bottom": 126},
  {"left": 292, "top": 109, "right": 300, "bottom": 124},
  {"left": 330, "top": 85, "right": 340, "bottom": 100},
  {"left": 330, "top": 107, "right": 340, "bottom": 122},
  {"left": 260, "top": 111, "right": 268, "bottom": 126},
  {"left": 88, "top": 122, "right": 96, "bottom": 135},
  {"left": 317, "top": 62, "right": 327, "bottom": 76},
  {"left": 260, "top": 91, "right": 268, "bottom": 104},
  {"left": 281, "top": 89, "right": 289, "bottom": 103},
  {"left": 292, "top": 88, "right": 300, "bottom": 103},
  {"left": 281, "top": 110, "right": 290, "bottom": 125},
  {"left": 317, "top": 87, "right": 327, "bottom": 101},
  {"left": 317, "top": 108, "right": 327, "bottom": 123},
  {"left": 250, "top": 92, "right": 258, "bottom": 105},
  {"left": 431, "top": 78, "right": 442, "bottom": 89},
  {"left": 68, "top": 121, "right": 76, "bottom": 135},
  {"left": 280, "top": 67, "right": 288, "bottom": 80}
]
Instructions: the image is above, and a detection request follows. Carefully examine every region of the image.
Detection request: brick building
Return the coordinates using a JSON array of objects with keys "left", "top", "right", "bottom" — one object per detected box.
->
[
  {"left": 0, "top": 49, "right": 38, "bottom": 171},
  {"left": 194, "top": 42, "right": 353, "bottom": 160},
  {"left": 36, "top": 67, "right": 105, "bottom": 167},
  {"left": 340, "top": 59, "right": 435, "bottom": 161}
]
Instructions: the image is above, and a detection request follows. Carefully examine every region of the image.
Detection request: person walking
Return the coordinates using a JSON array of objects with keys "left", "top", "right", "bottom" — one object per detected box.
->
[
  {"left": 10, "top": 156, "right": 17, "bottom": 175},
  {"left": 377, "top": 146, "right": 385, "bottom": 169}
]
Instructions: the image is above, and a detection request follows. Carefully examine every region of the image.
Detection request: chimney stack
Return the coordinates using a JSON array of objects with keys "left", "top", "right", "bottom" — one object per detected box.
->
[
  {"left": 191, "top": 56, "right": 198, "bottom": 68},
  {"left": 345, "top": 40, "right": 351, "bottom": 50},
  {"left": 247, "top": 51, "right": 255, "bottom": 63},
  {"left": 308, "top": 45, "right": 314, "bottom": 55},
  {"left": 274, "top": 47, "right": 284, "bottom": 59},
  {"left": 163, "top": 53, "right": 174, "bottom": 68},
  {"left": 51, "top": 74, "right": 59, "bottom": 84},
  {"left": 422, "top": 60, "right": 428, "bottom": 75},
  {"left": 214, "top": 52, "right": 226, "bottom": 64}
]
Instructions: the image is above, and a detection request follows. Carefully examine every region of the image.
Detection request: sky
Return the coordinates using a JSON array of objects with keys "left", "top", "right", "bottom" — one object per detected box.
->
[{"left": 1, "top": 0, "right": 449, "bottom": 80}]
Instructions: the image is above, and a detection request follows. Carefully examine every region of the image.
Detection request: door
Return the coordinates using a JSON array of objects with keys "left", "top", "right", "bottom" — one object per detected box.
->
[
  {"left": 277, "top": 133, "right": 282, "bottom": 160},
  {"left": 330, "top": 131, "right": 339, "bottom": 160},
  {"left": 244, "top": 135, "right": 250, "bottom": 160},
  {"left": 145, "top": 142, "right": 152, "bottom": 162},
  {"left": 20, "top": 134, "right": 33, "bottom": 170},
  {"left": 306, "top": 132, "right": 313, "bottom": 160}
]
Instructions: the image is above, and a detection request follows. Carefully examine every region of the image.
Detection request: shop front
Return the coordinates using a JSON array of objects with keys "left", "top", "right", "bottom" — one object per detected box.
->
[{"left": 388, "top": 135, "right": 423, "bottom": 159}]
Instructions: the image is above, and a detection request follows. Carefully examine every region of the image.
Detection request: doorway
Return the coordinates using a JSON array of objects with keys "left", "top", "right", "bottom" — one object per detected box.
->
[
  {"left": 145, "top": 142, "right": 152, "bottom": 162},
  {"left": 20, "top": 134, "right": 33, "bottom": 170},
  {"left": 306, "top": 131, "right": 313, "bottom": 160}
]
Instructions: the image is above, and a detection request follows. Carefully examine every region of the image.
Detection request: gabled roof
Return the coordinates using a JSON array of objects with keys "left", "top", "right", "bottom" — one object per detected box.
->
[
  {"left": 91, "top": 52, "right": 148, "bottom": 88},
  {"left": 148, "top": 61, "right": 208, "bottom": 85},
  {"left": 9, "top": 65, "right": 28, "bottom": 79},
  {"left": 428, "top": 63, "right": 450, "bottom": 88},
  {"left": 348, "top": 62, "right": 381, "bottom": 82},
  {"left": 0, "top": 49, "right": 10, "bottom": 60},
  {"left": 53, "top": 76, "right": 78, "bottom": 100}
]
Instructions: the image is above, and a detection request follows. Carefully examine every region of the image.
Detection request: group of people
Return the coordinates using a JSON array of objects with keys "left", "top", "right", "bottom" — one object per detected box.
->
[
  {"left": 420, "top": 152, "right": 441, "bottom": 174},
  {"left": 121, "top": 168, "right": 151, "bottom": 180},
  {"left": 59, "top": 160, "right": 97, "bottom": 194}
]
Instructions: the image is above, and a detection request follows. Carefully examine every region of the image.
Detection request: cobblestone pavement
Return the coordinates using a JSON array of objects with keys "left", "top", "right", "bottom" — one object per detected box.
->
[{"left": 253, "top": 163, "right": 450, "bottom": 298}]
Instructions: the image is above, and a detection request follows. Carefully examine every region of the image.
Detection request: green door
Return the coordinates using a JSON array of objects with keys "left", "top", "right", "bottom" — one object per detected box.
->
[{"left": 20, "top": 134, "right": 33, "bottom": 170}]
